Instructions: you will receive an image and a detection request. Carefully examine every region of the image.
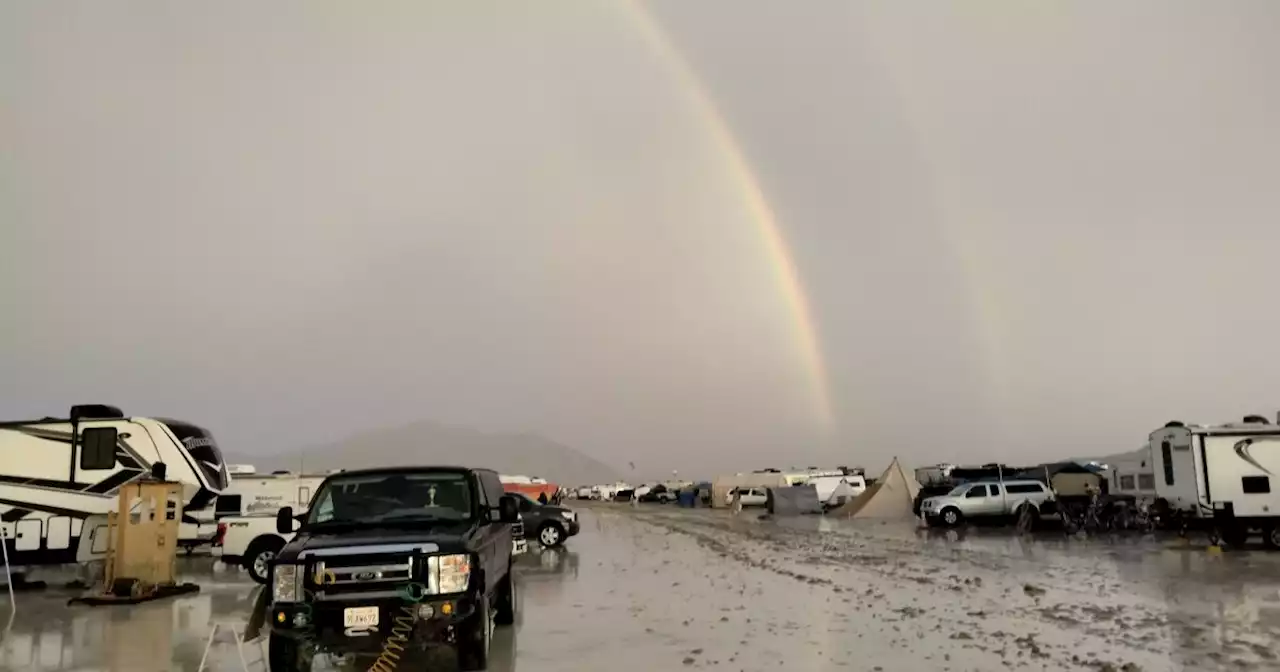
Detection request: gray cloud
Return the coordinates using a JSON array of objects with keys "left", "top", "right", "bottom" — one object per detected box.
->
[{"left": 4, "top": 1, "right": 1279, "bottom": 477}]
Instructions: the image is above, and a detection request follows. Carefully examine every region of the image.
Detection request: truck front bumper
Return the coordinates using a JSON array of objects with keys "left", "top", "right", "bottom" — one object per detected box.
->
[{"left": 268, "top": 594, "right": 477, "bottom": 654}]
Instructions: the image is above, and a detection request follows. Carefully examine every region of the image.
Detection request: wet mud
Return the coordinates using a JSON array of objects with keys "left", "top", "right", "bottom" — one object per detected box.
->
[{"left": 1, "top": 505, "right": 1278, "bottom": 670}]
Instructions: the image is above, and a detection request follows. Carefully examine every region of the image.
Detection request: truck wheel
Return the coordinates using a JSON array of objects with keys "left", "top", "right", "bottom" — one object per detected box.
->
[
  {"left": 494, "top": 571, "right": 518, "bottom": 626},
  {"left": 457, "top": 594, "right": 492, "bottom": 671},
  {"left": 244, "top": 536, "right": 285, "bottom": 585},
  {"left": 268, "top": 633, "right": 314, "bottom": 671},
  {"left": 940, "top": 507, "right": 963, "bottom": 527},
  {"left": 537, "top": 522, "right": 565, "bottom": 548}
]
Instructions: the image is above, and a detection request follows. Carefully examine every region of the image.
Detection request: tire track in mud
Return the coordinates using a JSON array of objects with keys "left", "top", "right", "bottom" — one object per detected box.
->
[{"left": 625, "top": 507, "right": 1267, "bottom": 671}]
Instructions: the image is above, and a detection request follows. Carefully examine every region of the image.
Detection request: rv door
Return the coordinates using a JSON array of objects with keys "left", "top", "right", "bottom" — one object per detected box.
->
[{"left": 1152, "top": 428, "right": 1200, "bottom": 510}]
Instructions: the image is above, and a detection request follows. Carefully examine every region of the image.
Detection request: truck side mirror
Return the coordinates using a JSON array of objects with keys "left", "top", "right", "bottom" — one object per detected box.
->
[
  {"left": 497, "top": 495, "right": 519, "bottom": 524},
  {"left": 277, "top": 506, "right": 296, "bottom": 534}
]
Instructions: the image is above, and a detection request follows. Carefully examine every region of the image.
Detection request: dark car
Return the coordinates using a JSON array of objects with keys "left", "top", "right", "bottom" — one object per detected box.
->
[
  {"left": 266, "top": 466, "right": 520, "bottom": 671},
  {"left": 509, "top": 492, "right": 580, "bottom": 548},
  {"left": 638, "top": 484, "right": 677, "bottom": 504}
]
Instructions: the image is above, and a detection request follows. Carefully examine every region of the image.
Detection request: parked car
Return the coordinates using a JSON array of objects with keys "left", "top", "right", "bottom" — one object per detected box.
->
[
  {"left": 511, "top": 492, "right": 581, "bottom": 548},
  {"left": 638, "top": 484, "right": 678, "bottom": 503},
  {"left": 919, "top": 479, "right": 1055, "bottom": 528},
  {"left": 725, "top": 487, "right": 769, "bottom": 508}
]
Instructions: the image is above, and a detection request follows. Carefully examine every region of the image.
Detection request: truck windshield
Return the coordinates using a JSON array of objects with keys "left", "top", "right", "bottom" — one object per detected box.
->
[{"left": 307, "top": 471, "right": 473, "bottom": 526}]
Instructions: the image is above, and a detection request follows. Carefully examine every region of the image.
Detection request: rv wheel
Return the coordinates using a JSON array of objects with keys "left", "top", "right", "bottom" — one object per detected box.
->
[
  {"left": 1222, "top": 527, "right": 1249, "bottom": 549},
  {"left": 1264, "top": 526, "right": 1280, "bottom": 550}
]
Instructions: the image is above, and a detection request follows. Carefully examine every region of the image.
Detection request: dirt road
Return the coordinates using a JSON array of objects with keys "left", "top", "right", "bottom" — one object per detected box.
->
[
  {"left": 4, "top": 504, "right": 1279, "bottom": 670},
  {"left": 604, "top": 504, "right": 1280, "bottom": 671}
]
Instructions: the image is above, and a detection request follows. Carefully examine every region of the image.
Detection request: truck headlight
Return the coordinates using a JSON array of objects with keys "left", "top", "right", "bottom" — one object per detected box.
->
[
  {"left": 273, "top": 564, "right": 301, "bottom": 603},
  {"left": 427, "top": 554, "right": 471, "bottom": 594}
]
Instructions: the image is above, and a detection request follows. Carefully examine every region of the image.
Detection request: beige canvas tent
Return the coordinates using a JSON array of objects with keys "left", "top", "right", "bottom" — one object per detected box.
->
[{"left": 832, "top": 457, "right": 920, "bottom": 518}]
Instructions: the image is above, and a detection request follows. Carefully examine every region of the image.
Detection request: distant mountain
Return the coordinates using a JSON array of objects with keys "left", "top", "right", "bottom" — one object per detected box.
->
[{"left": 230, "top": 422, "right": 622, "bottom": 486}]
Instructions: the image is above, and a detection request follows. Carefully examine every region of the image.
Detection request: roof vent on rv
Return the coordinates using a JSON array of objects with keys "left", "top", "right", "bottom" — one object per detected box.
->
[
  {"left": 69, "top": 404, "right": 125, "bottom": 421},
  {"left": 1164, "top": 421, "right": 1185, "bottom": 428},
  {"left": 1242, "top": 415, "right": 1270, "bottom": 424}
]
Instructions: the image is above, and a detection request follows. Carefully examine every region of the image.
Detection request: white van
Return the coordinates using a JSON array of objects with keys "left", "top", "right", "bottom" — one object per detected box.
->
[{"left": 725, "top": 487, "right": 769, "bottom": 508}]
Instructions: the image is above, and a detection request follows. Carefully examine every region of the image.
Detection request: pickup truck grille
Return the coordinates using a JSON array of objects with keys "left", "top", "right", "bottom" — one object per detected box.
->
[{"left": 298, "top": 543, "right": 437, "bottom": 600}]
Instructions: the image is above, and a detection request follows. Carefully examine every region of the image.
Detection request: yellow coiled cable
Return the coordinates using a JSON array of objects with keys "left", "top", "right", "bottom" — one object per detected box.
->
[{"left": 366, "top": 604, "right": 419, "bottom": 672}]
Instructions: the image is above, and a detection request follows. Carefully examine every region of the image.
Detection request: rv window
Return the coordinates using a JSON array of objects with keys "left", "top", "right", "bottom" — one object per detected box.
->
[
  {"left": 1119, "top": 475, "right": 1135, "bottom": 490},
  {"left": 1138, "top": 474, "right": 1155, "bottom": 491},
  {"left": 79, "top": 427, "right": 118, "bottom": 470},
  {"left": 1242, "top": 476, "right": 1271, "bottom": 494},
  {"left": 1161, "top": 441, "right": 1174, "bottom": 486},
  {"left": 298, "top": 486, "right": 311, "bottom": 506},
  {"left": 965, "top": 485, "right": 988, "bottom": 498}
]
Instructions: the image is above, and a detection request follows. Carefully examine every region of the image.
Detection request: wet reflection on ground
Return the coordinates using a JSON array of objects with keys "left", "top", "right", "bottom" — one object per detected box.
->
[
  {"left": 3, "top": 506, "right": 1279, "bottom": 670},
  {"left": 0, "top": 544, "right": 581, "bottom": 671}
]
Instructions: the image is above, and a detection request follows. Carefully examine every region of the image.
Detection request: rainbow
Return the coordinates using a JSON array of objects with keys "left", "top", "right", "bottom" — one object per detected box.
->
[{"left": 624, "top": 1, "right": 835, "bottom": 429}]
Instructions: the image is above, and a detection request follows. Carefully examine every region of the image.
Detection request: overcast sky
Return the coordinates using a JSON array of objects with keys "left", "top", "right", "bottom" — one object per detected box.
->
[{"left": 3, "top": 1, "right": 1279, "bottom": 477}]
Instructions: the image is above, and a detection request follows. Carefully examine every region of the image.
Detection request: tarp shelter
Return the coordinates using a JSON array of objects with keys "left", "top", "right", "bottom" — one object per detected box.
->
[
  {"left": 766, "top": 485, "right": 822, "bottom": 516},
  {"left": 710, "top": 473, "right": 790, "bottom": 508},
  {"left": 677, "top": 490, "right": 697, "bottom": 508},
  {"left": 1009, "top": 462, "right": 1104, "bottom": 497},
  {"left": 832, "top": 457, "right": 920, "bottom": 518}
]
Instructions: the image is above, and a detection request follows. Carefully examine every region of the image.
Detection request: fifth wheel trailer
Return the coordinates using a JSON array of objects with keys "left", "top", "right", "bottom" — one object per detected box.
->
[
  {"left": 0, "top": 404, "right": 229, "bottom": 570},
  {"left": 1149, "top": 414, "right": 1280, "bottom": 548}
]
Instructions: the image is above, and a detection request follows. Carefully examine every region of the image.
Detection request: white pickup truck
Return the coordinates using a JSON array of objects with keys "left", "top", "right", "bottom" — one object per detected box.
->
[{"left": 215, "top": 511, "right": 530, "bottom": 584}]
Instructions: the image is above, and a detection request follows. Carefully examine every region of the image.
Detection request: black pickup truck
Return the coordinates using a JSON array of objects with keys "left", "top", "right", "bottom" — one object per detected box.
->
[{"left": 266, "top": 466, "right": 520, "bottom": 671}]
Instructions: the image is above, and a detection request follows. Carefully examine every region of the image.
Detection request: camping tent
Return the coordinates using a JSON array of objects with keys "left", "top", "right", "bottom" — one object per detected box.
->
[{"left": 832, "top": 457, "right": 920, "bottom": 518}]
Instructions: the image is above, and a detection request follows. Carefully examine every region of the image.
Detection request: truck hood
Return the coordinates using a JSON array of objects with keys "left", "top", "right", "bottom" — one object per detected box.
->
[
  {"left": 539, "top": 505, "right": 573, "bottom": 516},
  {"left": 280, "top": 524, "right": 472, "bottom": 560}
]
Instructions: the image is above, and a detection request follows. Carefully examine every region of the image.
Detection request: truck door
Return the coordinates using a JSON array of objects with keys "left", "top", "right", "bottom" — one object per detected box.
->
[{"left": 477, "top": 472, "right": 510, "bottom": 594}]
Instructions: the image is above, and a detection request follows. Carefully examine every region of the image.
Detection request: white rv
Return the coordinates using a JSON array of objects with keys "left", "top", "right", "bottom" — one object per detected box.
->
[
  {"left": 198, "top": 470, "right": 326, "bottom": 521},
  {"left": 1102, "top": 447, "right": 1157, "bottom": 499},
  {"left": 806, "top": 474, "right": 867, "bottom": 510},
  {"left": 1149, "top": 415, "right": 1280, "bottom": 547},
  {"left": 0, "top": 404, "right": 229, "bottom": 569}
]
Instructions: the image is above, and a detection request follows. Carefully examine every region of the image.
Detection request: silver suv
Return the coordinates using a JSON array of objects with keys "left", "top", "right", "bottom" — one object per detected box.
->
[{"left": 920, "top": 480, "right": 1054, "bottom": 527}]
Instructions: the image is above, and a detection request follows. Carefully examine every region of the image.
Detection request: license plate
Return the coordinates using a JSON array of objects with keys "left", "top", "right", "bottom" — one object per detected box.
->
[{"left": 343, "top": 607, "right": 380, "bottom": 628}]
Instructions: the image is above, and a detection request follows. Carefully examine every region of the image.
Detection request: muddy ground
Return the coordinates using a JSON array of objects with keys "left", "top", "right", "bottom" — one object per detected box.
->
[{"left": 1, "top": 504, "right": 1277, "bottom": 670}]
